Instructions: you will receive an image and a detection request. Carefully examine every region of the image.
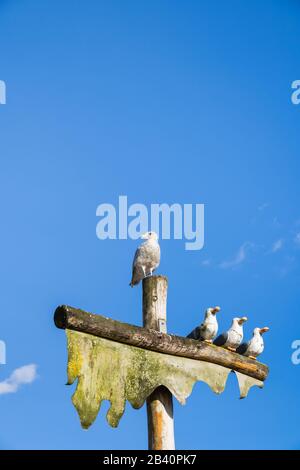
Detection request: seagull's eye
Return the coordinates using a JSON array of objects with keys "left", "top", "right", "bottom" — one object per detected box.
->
[{"left": 149, "top": 232, "right": 152, "bottom": 235}]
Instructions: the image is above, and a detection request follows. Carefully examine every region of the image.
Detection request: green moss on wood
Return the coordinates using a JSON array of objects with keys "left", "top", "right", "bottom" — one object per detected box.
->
[{"left": 66, "top": 330, "right": 263, "bottom": 429}]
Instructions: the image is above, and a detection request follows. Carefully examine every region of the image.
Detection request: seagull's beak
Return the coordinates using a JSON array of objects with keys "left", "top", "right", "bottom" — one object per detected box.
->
[
  {"left": 259, "top": 327, "right": 269, "bottom": 334},
  {"left": 238, "top": 317, "right": 248, "bottom": 325},
  {"left": 212, "top": 306, "right": 221, "bottom": 314}
]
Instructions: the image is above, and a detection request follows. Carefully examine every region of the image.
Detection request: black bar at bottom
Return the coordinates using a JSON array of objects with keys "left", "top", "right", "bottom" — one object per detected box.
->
[{"left": 0, "top": 450, "right": 299, "bottom": 465}]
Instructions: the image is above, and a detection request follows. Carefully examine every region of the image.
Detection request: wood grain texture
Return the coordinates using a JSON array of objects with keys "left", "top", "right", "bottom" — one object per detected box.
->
[
  {"left": 54, "top": 304, "right": 269, "bottom": 382},
  {"left": 142, "top": 276, "right": 175, "bottom": 451},
  {"left": 143, "top": 275, "right": 168, "bottom": 332}
]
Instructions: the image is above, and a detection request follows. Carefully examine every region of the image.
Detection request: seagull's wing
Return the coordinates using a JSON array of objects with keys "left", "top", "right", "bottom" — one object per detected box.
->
[
  {"left": 187, "top": 326, "right": 201, "bottom": 340},
  {"left": 130, "top": 266, "right": 143, "bottom": 287},
  {"left": 130, "top": 241, "right": 161, "bottom": 287},
  {"left": 198, "top": 323, "right": 207, "bottom": 339},
  {"left": 236, "top": 342, "right": 248, "bottom": 355},
  {"left": 130, "top": 246, "right": 145, "bottom": 287},
  {"left": 132, "top": 245, "right": 143, "bottom": 267},
  {"left": 213, "top": 332, "right": 228, "bottom": 347}
]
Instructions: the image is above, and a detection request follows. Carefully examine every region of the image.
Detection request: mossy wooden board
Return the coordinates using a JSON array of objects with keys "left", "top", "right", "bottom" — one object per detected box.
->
[{"left": 66, "top": 329, "right": 263, "bottom": 429}]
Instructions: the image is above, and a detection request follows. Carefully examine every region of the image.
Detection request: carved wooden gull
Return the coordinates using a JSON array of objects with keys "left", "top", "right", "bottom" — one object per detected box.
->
[
  {"left": 214, "top": 316, "right": 248, "bottom": 351},
  {"left": 130, "top": 231, "right": 160, "bottom": 287},
  {"left": 236, "top": 327, "right": 269, "bottom": 360},
  {"left": 187, "top": 306, "right": 220, "bottom": 342}
]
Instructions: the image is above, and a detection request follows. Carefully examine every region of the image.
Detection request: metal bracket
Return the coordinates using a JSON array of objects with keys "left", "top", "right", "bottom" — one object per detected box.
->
[{"left": 158, "top": 319, "right": 167, "bottom": 333}]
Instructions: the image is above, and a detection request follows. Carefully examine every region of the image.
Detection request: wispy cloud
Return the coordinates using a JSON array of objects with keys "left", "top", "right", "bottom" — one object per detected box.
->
[
  {"left": 272, "top": 216, "right": 281, "bottom": 228},
  {"left": 201, "top": 259, "right": 211, "bottom": 267},
  {"left": 294, "top": 232, "right": 300, "bottom": 246},
  {"left": 258, "top": 202, "right": 269, "bottom": 212},
  {"left": 278, "top": 256, "right": 295, "bottom": 278},
  {"left": 219, "top": 242, "right": 252, "bottom": 269},
  {"left": 0, "top": 364, "right": 37, "bottom": 395},
  {"left": 271, "top": 239, "right": 283, "bottom": 253}
]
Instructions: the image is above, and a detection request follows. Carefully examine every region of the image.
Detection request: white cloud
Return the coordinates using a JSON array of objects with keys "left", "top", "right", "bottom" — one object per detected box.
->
[
  {"left": 201, "top": 259, "right": 211, "bottom": 266},
  {"left": 294, "top": 232, "right": 300, "bottom": 246},
  {"left": 0, "top": 364, "right": 37, "bottom": 395},
  {"left": 219, "top": 242, "right": 252, "bottom": 269},
  {"left": 271, "top": 239, "right": 283, "bottom": 253}
]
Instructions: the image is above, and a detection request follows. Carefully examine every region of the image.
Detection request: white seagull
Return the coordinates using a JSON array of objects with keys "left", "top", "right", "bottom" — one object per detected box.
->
[
  {"left": 187, "top": 306, "right": 221, "bottom": 343},
  {"left": 129, "top": 231, "right": 161, "bottom": 287},
  {"left": 214, "top": 316, "right": 248, "bottom": 351},
  {"left": 236, "top": 327, "right": 269, "bottom": 360}
]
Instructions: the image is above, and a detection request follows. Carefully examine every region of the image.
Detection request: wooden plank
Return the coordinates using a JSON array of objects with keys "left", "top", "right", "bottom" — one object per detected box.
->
[
  {"left": 142, "top": 276, "right": 175, "bottom": 451},
  {"left": 54, "top": 303, "right": 269, "bottom": 382}
]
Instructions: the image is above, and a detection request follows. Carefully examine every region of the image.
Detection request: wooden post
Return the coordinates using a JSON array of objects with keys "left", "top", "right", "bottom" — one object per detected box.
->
[{"left": 142, "top": 275, "right": 175, "bottom": 451}]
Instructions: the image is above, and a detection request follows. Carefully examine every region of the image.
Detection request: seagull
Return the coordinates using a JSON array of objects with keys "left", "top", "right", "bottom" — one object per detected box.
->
[
  {"left": 236, "top": 327, "right": 269, "bottom": 360},
  {"left": 213, "top": 317, "right": 248, "bottom": 351},
  {"left": 129, "top": 231, "right": 161, "bottom": 287},
  {"left": 187, "top": 306, "right": 221, "bottom": 342}
]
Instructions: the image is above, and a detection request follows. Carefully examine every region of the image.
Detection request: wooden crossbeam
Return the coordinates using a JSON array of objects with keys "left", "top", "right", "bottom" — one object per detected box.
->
[{"left": 54, "top": 305, "right": 269, "bottom": 382}]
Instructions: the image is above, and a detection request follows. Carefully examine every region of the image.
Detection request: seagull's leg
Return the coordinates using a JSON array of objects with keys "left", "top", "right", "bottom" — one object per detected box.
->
[
  {"left": 227, "top": 346, "right": 236, "bottom": 352},
  {"left": 144, "top": 267, "right": 153, "bottom": 278},
  {"left": 204, "top": 339, "right": 213, "bottom": 344},
  {"left": 248, "top": 355, "right": 257, "bottom": 360}
]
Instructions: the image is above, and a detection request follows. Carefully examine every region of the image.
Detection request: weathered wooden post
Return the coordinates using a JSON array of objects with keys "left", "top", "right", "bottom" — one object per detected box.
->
[{"left": 142, "top": 275, "right": 175, "bottom": 450}]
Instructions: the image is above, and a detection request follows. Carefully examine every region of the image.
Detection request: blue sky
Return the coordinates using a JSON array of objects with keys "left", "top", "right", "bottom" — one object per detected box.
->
[{"left": 0, "top": 0, "right": 300, "bottom": 450}]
